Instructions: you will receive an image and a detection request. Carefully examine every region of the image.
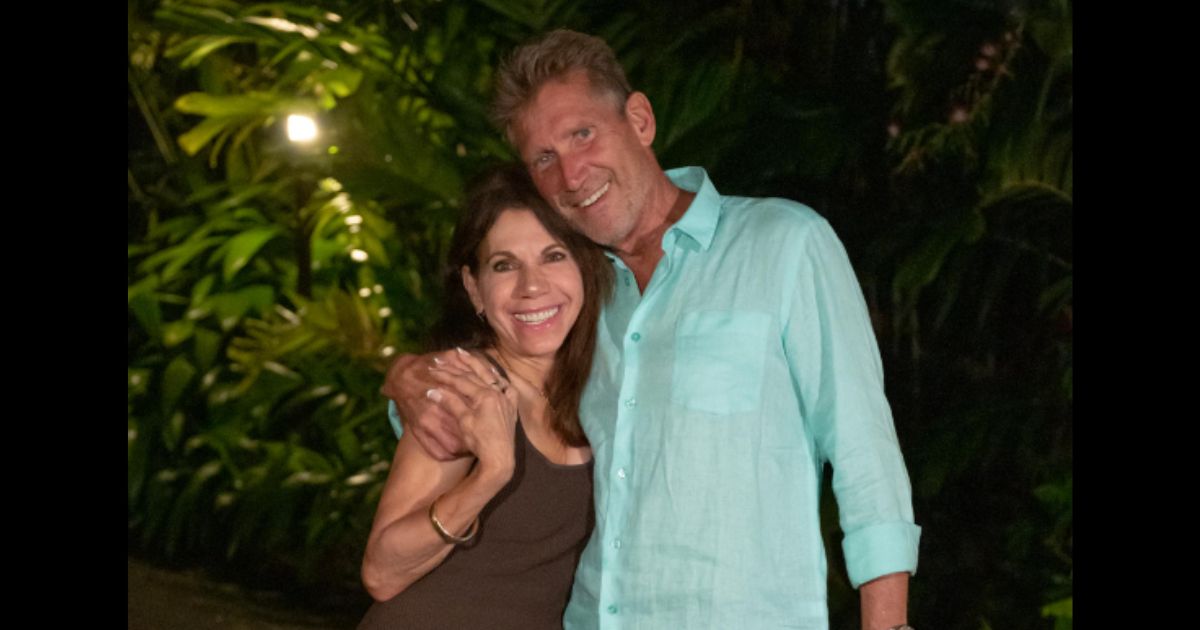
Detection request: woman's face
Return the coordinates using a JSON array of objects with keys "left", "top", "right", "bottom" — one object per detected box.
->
[{"left": 463, "top": 208, "right": 585, "bottom": 362}]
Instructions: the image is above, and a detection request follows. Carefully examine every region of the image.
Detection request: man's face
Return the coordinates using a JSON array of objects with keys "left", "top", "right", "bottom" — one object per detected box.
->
[{"left": 513, "top": 70, "right": 656, "bottom": 250}]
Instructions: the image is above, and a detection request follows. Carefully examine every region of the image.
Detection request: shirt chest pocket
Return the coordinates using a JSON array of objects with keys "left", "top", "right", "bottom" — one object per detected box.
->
[{"left": 671, "top": 310, "right": 771, "bottom": 415}]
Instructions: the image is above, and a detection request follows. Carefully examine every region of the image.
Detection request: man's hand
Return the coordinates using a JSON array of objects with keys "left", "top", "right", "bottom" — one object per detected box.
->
[{"left": 380, "top": 349, "right": 478, "bottom": 460}]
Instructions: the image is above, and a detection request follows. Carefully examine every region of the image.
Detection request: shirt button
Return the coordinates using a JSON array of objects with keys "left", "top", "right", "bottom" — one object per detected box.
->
[
  {"left": 624, "top": 398, "right": 637, "bottom": 408},
  {"left": 616, "top": 467, "right": 626, "bottom": 479},
  {"left": 607, "top": 605, "right": 618, "bottom": 614},
  {"left": 613, "top": 538, "right": 622, "bottom": 549},
  {"left": 631, "top": 332, "right": 641, "bottom": 342}
]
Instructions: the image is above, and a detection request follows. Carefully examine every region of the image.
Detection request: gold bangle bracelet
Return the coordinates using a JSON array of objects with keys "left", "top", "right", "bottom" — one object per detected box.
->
[{"left": 428, "top": 496, "right": 480, "bottom": 545}]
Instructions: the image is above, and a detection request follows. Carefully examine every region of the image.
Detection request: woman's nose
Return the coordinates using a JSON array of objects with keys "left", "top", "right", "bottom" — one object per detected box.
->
[{"left": 517, "top": 265, "right": 547, "bottom": 296}]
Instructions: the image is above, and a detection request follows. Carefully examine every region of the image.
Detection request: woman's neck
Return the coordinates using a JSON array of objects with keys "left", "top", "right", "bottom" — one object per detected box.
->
[{"left": 490, "top": 347, "right": 552, "bottom": 394}]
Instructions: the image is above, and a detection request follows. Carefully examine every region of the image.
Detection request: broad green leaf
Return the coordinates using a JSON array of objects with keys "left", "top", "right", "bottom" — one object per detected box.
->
[
  {"left": 316, "top": 67, "right": 363, "bottom": 98},
  {"left": 242, "top": 15, "right": 320, "bottom": 39},
  {"left": 207, "top": 123, "right": 238, "bottom": 168},
  {"left": 207, "top": 182, "right": 279, "bottom": 214},
  {"left": 161, "top": 354, "right": 197, "bottom": 416},
  {"left": 1038, "top": 275, "right": 1072, "bottom": 313},
  {"left": 209, "top": 285, "right": 276, "bottom": 330},
  {"left": 334, "top": 427, "right": 360, "bottom": 463},
  {"left": 191, "top": 274, "right": 217, "bottom": 305},
  {"left": 128, "top": 368, "right": 152, "bottom": 398},
  {"left": 137, "top": 227, "right": 214, "bottom": 273},
  {"left": 1041, "top": 597, "right": 1072, "bottom": 620},
  {"left": 161, "top": 237, "right": 226, "bottom": 282},
  {"left": 128, "top": 243, "right": 156, "bottom": 258},
  {"left": 129, "top": 291, "right": 163, "bottom": 340},
  {"left": 128, "top": 275, "right": 159, "bottom": 302},
  {"left": 162, "top": 319, "right": 196, "bottom": 349},
  {"left": 178, "top": 117, "right": 236, "bottom": 156},
  {"left": 163, "top": 410, "right": 186, "bottom": 452},
  {"left": 193, "top": 327, "right": 222, "bottom": 370},
  {"left": 223, "top": 226, "right": 281, "bottom": 282},
  {"left": 893, "top": 208, "right": 985, "bottom": 299},
  {"left": 310, "top": 236, "right": 342, "bottom": 266},
  {"left": 175, "top": 92, "right": 280, "bottom": 117},
  {"left": 177, "top": 35, "right": 254, "bottom": 68},
  {"left": 357, "top": 231, "right": 391, "bottom": 267}
]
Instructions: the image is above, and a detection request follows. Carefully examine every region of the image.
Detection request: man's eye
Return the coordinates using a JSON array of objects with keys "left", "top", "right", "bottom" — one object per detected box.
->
[
  {"left": 576, "top": 128, "right": 592, "bottom": 140},
  {"left": 533, "top": 154, "right": 554, "bottom": 170}
]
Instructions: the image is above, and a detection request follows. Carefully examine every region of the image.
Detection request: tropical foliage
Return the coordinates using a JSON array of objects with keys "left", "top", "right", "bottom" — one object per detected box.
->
[{"left": 128, "top": 0, "right": 1071, "bottom": 627}]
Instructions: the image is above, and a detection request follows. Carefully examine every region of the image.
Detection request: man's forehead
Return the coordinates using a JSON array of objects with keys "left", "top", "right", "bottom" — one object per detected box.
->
[{"left": 513, "top": 73, "right": 622, "bottom": 150}]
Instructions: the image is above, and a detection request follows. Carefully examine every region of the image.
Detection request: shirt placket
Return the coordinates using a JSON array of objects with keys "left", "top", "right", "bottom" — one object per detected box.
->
[{"left": 597, "top": 240, "right": 678, "bottom": 628}]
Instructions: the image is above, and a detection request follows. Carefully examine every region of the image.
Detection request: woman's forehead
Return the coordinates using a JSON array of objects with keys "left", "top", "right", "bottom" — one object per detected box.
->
[{"left": 481, "top": 208, "right": 561, "bottom": 254}]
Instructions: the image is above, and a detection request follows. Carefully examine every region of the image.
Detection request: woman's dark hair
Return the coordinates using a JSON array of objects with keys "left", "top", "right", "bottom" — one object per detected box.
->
[{"left": 430, "top": 163, "right": 613, "bottom": 447}]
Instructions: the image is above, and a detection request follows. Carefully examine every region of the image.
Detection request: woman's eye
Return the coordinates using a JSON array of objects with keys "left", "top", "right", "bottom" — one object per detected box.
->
[
  {"left": 493, "top": 260, "right": 517, "bottom": 272},
  {"left": 545, "top": 250, "right": 568, "bottom": 263}
]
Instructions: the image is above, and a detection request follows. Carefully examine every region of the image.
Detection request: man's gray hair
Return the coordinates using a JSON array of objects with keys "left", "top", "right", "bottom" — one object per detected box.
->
[{"left": 490, "top": 29, "right": 632, "bottom": 143}]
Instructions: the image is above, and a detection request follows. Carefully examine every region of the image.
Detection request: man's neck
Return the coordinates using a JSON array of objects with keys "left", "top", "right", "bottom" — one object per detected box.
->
[{"left": 613, "top": 172, "right": 696, "bottom": 292}]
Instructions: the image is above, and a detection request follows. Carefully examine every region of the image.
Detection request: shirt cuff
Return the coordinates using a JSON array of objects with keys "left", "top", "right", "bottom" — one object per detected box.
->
[
  {"left": 842, "top": 521, "right": 922, "bottom": 588},
  {"left": 387, "top": 400, "right": 404, "bottom": 439}
]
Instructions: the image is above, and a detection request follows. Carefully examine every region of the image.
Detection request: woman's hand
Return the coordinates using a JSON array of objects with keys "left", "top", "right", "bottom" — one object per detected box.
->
[{"left": 426, "top": 354, "right": 520, "bottom": 480}]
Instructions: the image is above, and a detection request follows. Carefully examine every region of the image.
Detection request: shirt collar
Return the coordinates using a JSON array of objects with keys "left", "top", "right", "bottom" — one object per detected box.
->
[
  {"left": 602, "top": 166, "right": 721, "bottom": 267},
  {"left": 663, "top": 166, "right": 720, "bottom": 252}
]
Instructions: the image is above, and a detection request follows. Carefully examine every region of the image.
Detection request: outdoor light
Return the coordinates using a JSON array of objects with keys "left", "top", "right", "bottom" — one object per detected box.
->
[
  {"left": 350, "top": 249, "right": 369, "bottom": 262},
  {"left": 287, "top": 114, "right": 318, "bottom": 142}
]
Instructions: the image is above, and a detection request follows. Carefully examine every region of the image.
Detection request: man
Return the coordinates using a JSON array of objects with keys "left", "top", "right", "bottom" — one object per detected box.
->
[{"left": 383, "top": 29, "right": 920, "bottom": 630}]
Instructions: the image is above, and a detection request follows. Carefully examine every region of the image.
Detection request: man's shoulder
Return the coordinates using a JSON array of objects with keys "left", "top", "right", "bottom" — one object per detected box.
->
[{"left": 717, "top": 193, "right": 831, "bottom": 241}]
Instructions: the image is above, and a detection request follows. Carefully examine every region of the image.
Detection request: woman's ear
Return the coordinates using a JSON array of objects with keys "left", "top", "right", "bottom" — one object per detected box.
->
[{"left": 462, "top": 265, "right": 484, "bottom": 316}]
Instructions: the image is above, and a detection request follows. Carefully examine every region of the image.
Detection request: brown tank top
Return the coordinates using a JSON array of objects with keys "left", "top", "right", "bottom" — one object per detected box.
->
[{"left": 358, "top": 420, "right": 594, "bottom": 630}]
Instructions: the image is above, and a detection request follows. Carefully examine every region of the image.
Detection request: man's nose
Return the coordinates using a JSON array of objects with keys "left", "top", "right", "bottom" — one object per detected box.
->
[{"left": 559, "top": 151, "right": 587, "bottom": 192}]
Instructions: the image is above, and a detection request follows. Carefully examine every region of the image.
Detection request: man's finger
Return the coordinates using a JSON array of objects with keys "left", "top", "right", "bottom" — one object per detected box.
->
[
  {"left": 413, "top": 400, "right": 469, "bottom": 458},
  {"left": 426, "top": 386, "right": 475, "bottom": 420},
  {"left": 428, "top": 368, "right": 492, "bottom": 401}
]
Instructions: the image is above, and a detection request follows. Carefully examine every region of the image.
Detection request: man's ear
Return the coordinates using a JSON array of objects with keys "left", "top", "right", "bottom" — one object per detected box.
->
[
  {"left": 462, "top": 265, "right": 484, "bottom": 316},
  {"left": 624, "top": 91, "right": 657, "bottom": 147}
]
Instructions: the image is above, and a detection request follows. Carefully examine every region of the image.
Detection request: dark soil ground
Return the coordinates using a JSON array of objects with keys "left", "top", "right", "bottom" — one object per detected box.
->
[{"left": 128, "top": 556, "right": 369, "bottom": 629}]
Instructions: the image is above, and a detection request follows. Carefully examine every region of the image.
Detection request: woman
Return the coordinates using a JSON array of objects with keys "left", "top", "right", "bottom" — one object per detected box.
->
[{"left": 359, "top": 164, "right": 613, "bottom": 629}]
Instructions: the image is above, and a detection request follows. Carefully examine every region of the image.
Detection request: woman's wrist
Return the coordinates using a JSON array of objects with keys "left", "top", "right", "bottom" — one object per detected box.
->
[{"left": 472, "top": 456, "right": 515, "bottom": 489}]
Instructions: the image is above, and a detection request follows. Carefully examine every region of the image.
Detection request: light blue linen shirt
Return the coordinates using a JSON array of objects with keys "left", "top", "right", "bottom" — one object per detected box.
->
[
  {"left": 561, "top": 167, "right": 920, "bottom": 629},
  {"left": 387, "top": 167, "right": 919, "bottom": 629}
]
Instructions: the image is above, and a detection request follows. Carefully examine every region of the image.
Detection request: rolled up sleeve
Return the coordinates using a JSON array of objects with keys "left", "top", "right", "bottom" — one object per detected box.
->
[{"left": 842, "top": 521, "right": 922, "bottom": 587}]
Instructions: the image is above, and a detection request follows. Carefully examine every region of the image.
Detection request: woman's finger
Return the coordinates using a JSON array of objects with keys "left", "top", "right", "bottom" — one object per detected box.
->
[
  {"left": 427, "top": 368, "right": 502, "bottom": 407},
  {"left": 454, "top": 348, "right": 509, "bottom": 392}
]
